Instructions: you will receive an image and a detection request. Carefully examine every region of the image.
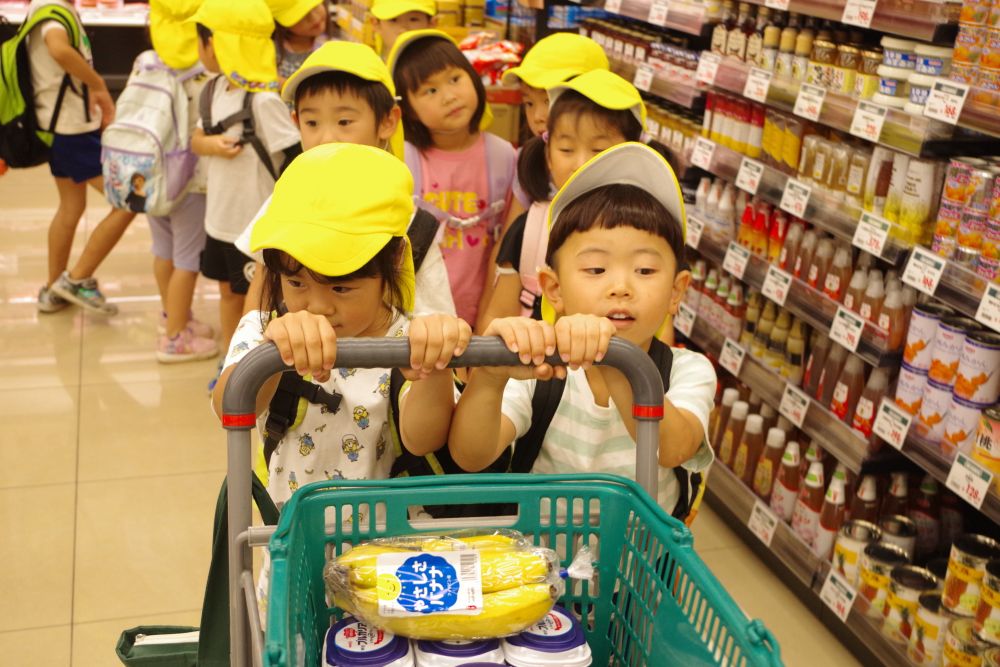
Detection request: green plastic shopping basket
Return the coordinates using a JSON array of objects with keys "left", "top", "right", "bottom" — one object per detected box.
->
[{"left": 222, "top": 337, "right": 783, "bottom": 667}]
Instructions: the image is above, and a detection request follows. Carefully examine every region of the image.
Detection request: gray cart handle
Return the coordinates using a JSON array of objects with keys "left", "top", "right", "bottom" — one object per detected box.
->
[{"left": 221, "top": 336, "right": 665, "bottom": 667}]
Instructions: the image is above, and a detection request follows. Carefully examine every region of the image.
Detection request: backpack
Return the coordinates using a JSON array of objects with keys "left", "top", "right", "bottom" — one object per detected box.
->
[
  {"left": 403, "top": 133, "right": 515, "bottom": 237},
  {"left": 100, "top": 51, "right": 203, "bottom": 216},
  {"left": 0, "top": 3, "right": 84, "bottom": 168},
  {"left": 517, "top": 201, "right": 549, "bottom": 318}
]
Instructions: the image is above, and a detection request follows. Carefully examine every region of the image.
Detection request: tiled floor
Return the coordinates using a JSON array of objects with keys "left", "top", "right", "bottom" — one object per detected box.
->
[{"left": 0, "top": 165, "right": 860, "bottom": 665}]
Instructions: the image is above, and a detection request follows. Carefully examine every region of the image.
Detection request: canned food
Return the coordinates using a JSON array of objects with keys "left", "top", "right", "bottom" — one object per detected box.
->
[
  {"left": 897, "top": 363, "right": 930, "bottom": 416},
  {"left": 881, "top": 515, "right": 919, "bottom": 560},
  {"left": 975, "top": 560, "right": 1000, "bottom": 645},
  {"left": 943, "top": 396, "right": 986, "bottom": 460},
  {"left": 906, "top": 303, "right": 955, "bottom": 371},
  {"left": 960, "top": 210, "right": 990, "bottom": 252},
  {"left": 911, "top": 592, "right": 955, "bottom": 665},
  {"left": 860, "top": 542, "right": 911, "bottom": 617},
  {"left": 972, "top": 405, "right": 1000, "bottom": 492},
  {"left": 886, "top": 565, "right": 941, "bottom": 642},
  {"left": 834, "top": 520, "right": 882, "bottom": 587},
  {"left": 944, "top": 534, "right": 1000, "bottom": 617},
  {"left": 930, "top": 316, "right": 982, "bottom": 386},
  {"left": 952, "top": 62, "right": 979, "bottom": 85},
  {"left": 945, "top": 618, "right": 990, "bottom": 666},
  {"left": 955, "top": 332, "right": 1000, "bottom": 405},
  {"left": 976, "top": 68, "right": 1000, "bottom": 108},
  {"left": 937, "top": 203, "right": 965, "bottom": 249},
  {"left": 955, "top": 25, "right": 987, "bottom": 66},
  {"left": 919, "top": 379, "right": 960, "bottom": 443},
  {"left": 947, "top": 159, "right": 987, "bottom": 205}
]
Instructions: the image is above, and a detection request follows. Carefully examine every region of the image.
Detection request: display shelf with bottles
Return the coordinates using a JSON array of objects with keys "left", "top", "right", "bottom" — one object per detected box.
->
[
  {"left": 600, "top": 0, "right": 710, "bottom": 37},
  {"left": 610, "top": 57, "right": 704, "bottom": 109}
]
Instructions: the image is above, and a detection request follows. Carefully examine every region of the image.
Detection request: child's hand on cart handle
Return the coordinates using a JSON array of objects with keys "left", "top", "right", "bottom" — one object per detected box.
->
[
  {"left": 265, "top": 311, "right": 337, "bottom": 382},
  {"left": 480, "top": 315, "right": 617, "bottom": 381},
  {"left": 553, "top": 314, "right": 617, "bottom": 370},
  {"left": 403, "top": 315, "right": 472, "bottom": 381}
]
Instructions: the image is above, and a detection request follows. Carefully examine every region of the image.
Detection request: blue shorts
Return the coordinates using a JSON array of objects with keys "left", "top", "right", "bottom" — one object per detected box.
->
[{"left": 49, "top": 130, "right": 102, "bottom": 183}]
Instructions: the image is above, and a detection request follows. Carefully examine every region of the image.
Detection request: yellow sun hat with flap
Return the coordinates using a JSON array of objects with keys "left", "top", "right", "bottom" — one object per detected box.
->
[
  {"left": 546, "top": 68, "right": 646, "bottom": 127},
  {"left": 188, "top": 0, "right": 279, "bottom": 92},
  {"left": 149, "top": 0, "right": 202, "bottom": 70},
  {"left": 265, "top": 0, "right": 323, "bottom": 27},
  {"left": 500, "top": 33, "right": 609, "bottom": 89},
  {"left": 371, "top": 0, "right": 436, "bottom": 20}
]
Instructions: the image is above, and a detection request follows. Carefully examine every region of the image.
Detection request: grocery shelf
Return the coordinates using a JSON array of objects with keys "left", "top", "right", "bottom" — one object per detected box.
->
[
  {"left": 610, "top": 58, "right": 703, "bottom": 109},
  {"left": 956, "top": 97, "right": 1000, "bottom": 142},
  {"left": 709, "top": 56, "right": 954, "bottom": 158},
  {"left": 691, "top": 139, "right": 912, "bottom": 264},
  {"left": 690, "top": 211, "right": 901, "bottom": 369},
  {"left": 601, "top": 0, "right": 709, "bottom": 36},
  {"left": 684, "top": 313, "right": 870, "bottom": 473},
  {"left": 739, "top": 0, "right": 958, "bottom": 44},
  {"left": 706, "top": 464, "right": 913, "bottom": 667},
  {"left": 924, "top": 253, "right": 996, "bottom": 324},
  {"left": 0, "top": 1, "right": 148, "bottom": 26}
]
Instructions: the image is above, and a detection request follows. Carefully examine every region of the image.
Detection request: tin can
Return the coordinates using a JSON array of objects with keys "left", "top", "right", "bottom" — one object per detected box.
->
[
  {"left": 834, "top": 520, "right": 882, "bottom": 587},
  {"left": 944, "top": 534, "right": 1000, "bottom": 617},
  {"left": 955, "top": 332, "right": 1000, "bottom": 405},
  {"left": 886, "top": 565, "right": 941, "bottom": 642},
  {"left": 911, "top": 592, "right": 956, "bottom": 665},
  {"left": 930, "top": 316, "right": 982, "bottom": 386},
  {"left": 860, "top": 542, "right": 911, "bottom": 617},
  {"left": 920, "top": 379, "right": 960, "bottom": 443},
  {"left": 972, "top": 405, "right": 1000, "bottom": 492},
  {"left": 881, "top": 515, "right": 919, "bottom": 560},
  {"left": 898, "top": 363, "right": 931, "bottom": 416},
  {"left": 975, "top": 560, "right": 1000, "bottom": 645},
  {"left": 906, "top": 303, "right": 955, "bottom": 371},
  {"left": 970, "top": 169, "right": 999, "bottom": 214},
  {"left": 943, "top": 396, "right": 986, "bottom": 460},
  {"left": 945, "top": 618, "right": 990, "bottom": 666},
  {"left": 976, "top": 215, "right": 1000, "bottom": 279}
]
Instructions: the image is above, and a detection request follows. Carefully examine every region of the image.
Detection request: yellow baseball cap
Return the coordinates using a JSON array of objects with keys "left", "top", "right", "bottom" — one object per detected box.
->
[
  {"left": 500, "top": 33, "right": 609, "bottom": 89},
  {"left": 371, "top": 0, "right": 436, "bottom": 21},
  {"left": 149, "top": 0, "right": 201, "bottom": 70},
  {"left": 189, "top": 0, "right": 279, "bottom": 92},
  {"left": 250, "top": 143, "right": 416, "bottom": 312},
  {"left": 265, "top": 0, "right": 322, "bottom": 27},
  {"left": 547, "top": 69, "right": 646, "bottom": 127}
]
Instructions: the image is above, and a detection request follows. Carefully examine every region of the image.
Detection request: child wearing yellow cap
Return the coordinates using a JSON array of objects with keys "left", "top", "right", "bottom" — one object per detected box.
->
[
  {"left": 265, "top": 0, "right": 329, "bottom": 83},
  {"left": 371, "top": 0, "right": 436, "bottom": 58},
  {"left": 450, "top": 143, "right": 715, "bottom": 521},
  {"left": 190, "top": 0, "right": 301, "bottom": 366},
  {"left": 389, "top": 30, "right": 516, "bottom": 328}
]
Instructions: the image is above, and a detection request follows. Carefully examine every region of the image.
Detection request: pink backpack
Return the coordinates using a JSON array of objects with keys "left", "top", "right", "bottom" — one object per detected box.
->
[{"left": 517, "top": 201, "right": 550, "bottom": 318}]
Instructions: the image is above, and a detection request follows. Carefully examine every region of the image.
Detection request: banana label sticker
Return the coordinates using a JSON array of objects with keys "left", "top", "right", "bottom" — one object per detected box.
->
[{"left": 375, "top": 551, "right": 484, "bottom": 617}]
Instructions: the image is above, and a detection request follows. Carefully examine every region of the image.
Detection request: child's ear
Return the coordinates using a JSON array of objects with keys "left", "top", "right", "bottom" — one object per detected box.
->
[
  {"left": 669, "top": 269, "right": 692, "bottom": 315},
  {"left": 378, "top": 107, "right": 402, "bottom": 143},
  {"left": 538, "top": 265, "right": 565, "bottom": 316},
  {"left": 291, "top": 110, "right": 299, "bottom": 126}
]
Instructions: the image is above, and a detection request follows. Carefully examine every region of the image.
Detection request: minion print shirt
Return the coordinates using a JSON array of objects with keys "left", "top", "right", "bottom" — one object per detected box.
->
[{"left": 224, "top": 309, "right": 409, "bottom": 508}]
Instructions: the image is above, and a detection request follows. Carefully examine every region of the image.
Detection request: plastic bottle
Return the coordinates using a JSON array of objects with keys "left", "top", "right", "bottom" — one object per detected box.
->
[
  {"left": 849, "top": 474, "right": 879, "bottom": 523},
  {"left": 843, "top": 268, "right": 869, "bottom": 312},
  {"left": 778, "top": 221, "right": 804, "bottom": 272},
  {"left": 851, "top": 368, "right": 889, "bottom": 443},
  {"left": 746, "top": 6, "right": 770, "bottom": 65},
  {"left": 823, "top": 246, "right": 853, "bottom": 302},
  {"left": 770, "top": 440, "right": 801, "bottom": 521},
  {"left": 799, "top": 440, "right": 823, "bottom": 480},
  {"left": 711, "top": 0, "right": 736, "bottom": 54},
  {"left": 802, "top": 329, "right": 830, "bottom": 396},
  {"left": 775, "top": 18, "right": 798, "bottom": 78},
  {"left": 706, "top": 178, "right": 723, "bottom": 219},
  {"left": 793, "top": 228, "right": 818, "bottom": 280},
  {"left": 725, "top": 284, "right": 746, "bottom": 341},
  {"left": 727, "top": 2, "right": 755, "bottom": 61},
  {"left": 878, "top": 288, "right": 906, "bottom": 351},
  {"left": 908, "top": 474, "right": 941, "bottom": 561},
  {"left": 901, "top": 285, "right": 917, "bottom": 322},
  {"left": 751, "top": 207, "right": 770, "bottom": 257},
  {"left": 714, "top": 278, "right": 731, "bottom": 335},
  {"left": 764, "top": 309, "right": 790, "bottom": 373},
  {"left": 783, "top": 317, "right": 807, "bottom": 384},
  {"left": 816, "top": 343, "right": 848, "bottom": 405},
  {"left": 760, "top": 401, "right": 779, "bottom": 434},
  {"left": 740, "top": 290, "right": 762, "bottom": 348},
  {"left": 718, "top": 184, "right": 737, "bottom": 236},
  {"left": 748, "top": 390, "right": 763, "bottom": 416},
  {"left": 751, "top": 300, "right": 777, "bottom": 359},
  {"left": 813, "top": 475, "right": 847, "bottom": 559},
  {"left": 805, "top": 238, "right": 834, "bottom": 291},
  {"left": 737, "top": 200, "right": 754, "bottom": 248},
  {"left": 718, "top": 400, "right": 750, "bottom": 468},
  {"left": 882, "top": 472, "right": 909, "bottom": 519},
  {"left": 695, "top": 177, "right": 712, "bottom": 213},
  {"left": 829, "top": 355, "right": 866, "bottom": 423},
  {"left": 685, "top": 261, "right": 705, "bottom": 312},
  {"left": 792, "top": 461, "right": 826, "bottom": 546},
  {"left": 753, "top": 427, "right": 787, "bottom": 499},
  {"left": 761, "top": 25, "right": 781, "bottom": 70},
  {"left": 711, "top": 387, "right": 742, "bottom": 453},
  {"left": 766, "top": 209, "right": 788, "bottom": 265},
  {"left": 859, "top": 269, "right": 884, "bottom": 324},
  {"left": 734, "top": 414, "right": 765, "bottom": 485}
]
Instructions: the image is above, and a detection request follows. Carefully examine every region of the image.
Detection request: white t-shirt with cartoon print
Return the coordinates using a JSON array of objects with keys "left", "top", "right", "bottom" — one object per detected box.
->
[{"left": 223, "top": 309, "right": 410, "bottom": 509}]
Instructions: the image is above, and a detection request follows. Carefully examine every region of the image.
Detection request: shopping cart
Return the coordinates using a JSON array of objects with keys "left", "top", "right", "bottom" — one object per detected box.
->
[{"left": 222, "top": 337, "right": 783, "bottom": 667}]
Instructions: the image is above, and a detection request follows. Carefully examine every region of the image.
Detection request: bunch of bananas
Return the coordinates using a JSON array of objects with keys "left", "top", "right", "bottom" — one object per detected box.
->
[{"left": 325, "top": 532, "right": 563, "bottom": 640}]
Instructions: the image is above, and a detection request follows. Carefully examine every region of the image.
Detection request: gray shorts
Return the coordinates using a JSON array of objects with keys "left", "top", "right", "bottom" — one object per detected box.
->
[{"left": 147, "top": 192, "right": 207, "bottom": 272}]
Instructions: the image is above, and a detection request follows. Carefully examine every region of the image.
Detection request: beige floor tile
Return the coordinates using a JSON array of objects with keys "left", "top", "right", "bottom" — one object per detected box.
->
[
  {"left": 73, "top": 472, "right": 220, "bottom": 623},
  {"left": 0, "top": 484, "right": 75, "bottom": 632},
  {"left": 0, "top": 306, "right": 82, "bottom": 390},
  {"left": 0, "top": 385, "right": 78, "bottom": 489},
  {"left": 0, "top": 165, "right": 60, "bottom": 206},
  {"left": 72, "top": 609, "right": 200, "bottom": 667},
  {"left": 0, "top": 625, "right": 71, "bottom": 667},
  {"left": 690, "top": 504, "right": 743, "bottom": 553},
  {"left": 78, "top": 378, "right": 224, "bottom": 483}
]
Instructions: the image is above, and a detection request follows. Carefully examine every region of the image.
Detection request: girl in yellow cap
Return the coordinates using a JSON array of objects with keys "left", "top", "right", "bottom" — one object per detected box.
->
[{"left": 265, "top": 0, "right": 329, "bottom": 83}]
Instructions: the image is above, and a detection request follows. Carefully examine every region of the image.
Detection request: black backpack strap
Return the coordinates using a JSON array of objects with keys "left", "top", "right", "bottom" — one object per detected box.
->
[
  {"left": 408, "top": 209, "right": 439, "bottom": 272},
  {"left": 510, "top": 376, "right": 566, "bottom": 473},
  {"left": 199, "top": 75, "right": 220, "bottom": 133},
  {"left": 238, "top": 91, "right": 281, "bottom": 182},
  {"left": 47, "top": 74, "right": 72, "bottom": 133},
  {"left": 262, "top": 373, "right": 343, "bottom": 467}
]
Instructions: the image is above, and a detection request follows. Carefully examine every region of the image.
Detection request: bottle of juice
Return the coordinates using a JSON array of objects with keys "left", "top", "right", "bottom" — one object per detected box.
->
[
  {"left": 849, "top": 474, "right": 879, "bottom": 523},
  {"left": 701, "top": 269, "right": 719, "bottom": 324},
  {"left": 770, "top": 440, "right": 801, "bottom": 521},
  {"left": 685, "top": 260, "right": 705, "bottom": 312},
  {"left": 908, "top": 474, "right": 941, "bottom": 561},
  {"left": 806, "top": 238, "right": 834, "bottom": 290},
  {"left": 753, "top": 427, "right": 787, "bottom": 499},
  {"left": 802, "top": 329, "right": 831, "bottom": 395},
  {"left": 823, "top": 246, "right": 853, "bottom": 302},
  {"left": 816, "top": 343, "right": 848, "bottom": 405},
  {"left": 814, "top": 474, "right": 847, "bottom": 559},
  {"left": 751, "top": 207, "right": 769, "bottom": 257},
  {"left": 843, "top": 268, "right": 868, "bottom": 312},
  {"left": 725, "top": 284, "right": 746, "bottom": 341},
  {"left": 766, "top": 209, "right": 787, "bottom": 264},
  {"left": 706, "top": 178, "right": 723, "bottom": 219},
  {"left": 851, "top": 368, "right": 889, "bottom": 444},
  {"left": 878, "top": 288, "right": 906, "bottom": 351},
  {"left": 696, "top": 177, "right": 712, "bottom": 212},
  {"left": 760, "top": 401, "right": 778, "bottom": 434},
  {"left": 829, "top": 355, "right": 866, "bottom": 423},
  {"left": 882, "top": 471, "right": 909, "bottom": 518},
  {"left": 792, "top": 461, "right": 826, "bottom": 546},
  {"left": 751, "top": 300, "right": 777, "bottom": 359},
  {"left": 711, "top": 387, "right": 742, "bottom": 453},
  {"left": 783, "top": 317, "right": 807, "bottom": 384},
  {"left": 859, "top": 270, "right": 884, "bottom": 324},
  {"left": 793, "top": 228, "right": 818, "bottom": 280},
  {"left": 765, "top": 309, "right": 791, "bottom": 373},
  {"left": 718, "top": 400, "right": 750, "bottom": 468},
  {"left": 734, "top": 414, "right": 765, "bottom": 485},
  {"left": 779, "top": 220, "right": 803, "bottom": 272},
  {"left": 740, "top": 290, "right": 762, "bottom": 348}
]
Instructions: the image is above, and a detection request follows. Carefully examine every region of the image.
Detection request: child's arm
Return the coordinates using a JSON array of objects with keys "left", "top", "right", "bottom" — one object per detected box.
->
[
  {"left": 191, "top": 128, "right": 242, "bottom": 158},
  {"left": 43, "top": 27, "right": 114, "bottom": 127},
  {"left": 477, "top": 270, "right": 523, "bottom": 333}
]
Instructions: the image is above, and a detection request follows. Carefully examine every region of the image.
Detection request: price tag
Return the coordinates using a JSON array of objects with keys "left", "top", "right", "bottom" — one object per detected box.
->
[
  {"left": 675, "top": 302, "right": 696, "bottom": 338},
  {"left": 975, "top": 283, "right": 1000, "bottom": 334},
  {"left": 820, "top": 569, "right": 858, "bottom": 623},
  {"left": 923, "top": 80, "right": 969, "bottom": 125},
  {"left": 736, "top": 157, "right": 764, "bottom": 195},
  {"left": 743, "top": 67, "right": 773, "bottom": 104},
  {"left": 946, "top": 452, "right": 995, "bottom": 510},
  {"left": 765, "top": 0, "right": 789, "bottom": 9},
  {"left": 633, "top": 64, "right": 655, "bottom": 93},
  {"left": 762, "top": 265, "right": 792, "bottom": 306},
  {"left": 605, "top": 0, "right": 622, "bottom": 13},
  {"left": 849, "top": 101, "right": 889, "bottom": 143},
  {"left": 830, "top": 306, "right": 865, "bottom": 352},
  {"left": 748, "top": 501, "right": 779, "bottom": 547},
  {"left": 872, "top": 398, "right": 912, "bottom": 451},
  {"left": 794, "top": 83, "right": 827, "bottom": 122},
  {"left": 779, "top": 383, "right": 810, "bottom": 428},
  {"left": 842, "top": 0, "right": 877, "bottom": 28},
  {"left": 852, "top": 212, "right": 891, "bottom": 258},
  {"left": 902, "top": 246, "right": 946, "bottom": 297},
  {"left": 719, "top": 337, "right": 746, "bottom": 377},
  {"left": 779, "top": 178, "right": 812, "bottom": 218},
  {"left": 686, "top": 214, "right": 704, "bottom": 249},
  {"left": 723, "top": 242, "right": 751, "bottom": 280},
  {"left": 648, "top": 0, "right": 669, "bottom": 26},
  {"left": 691, "top": 137, "right": 716, "bottom": 170},
  {"left": 696, "top": 52, "right": 721, "bottom": 86}
]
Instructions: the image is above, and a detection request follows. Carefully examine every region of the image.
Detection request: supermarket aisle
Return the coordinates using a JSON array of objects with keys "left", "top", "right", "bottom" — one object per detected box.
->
[{"left": 0, "top": 165, "right": 859, "bottom": 665}]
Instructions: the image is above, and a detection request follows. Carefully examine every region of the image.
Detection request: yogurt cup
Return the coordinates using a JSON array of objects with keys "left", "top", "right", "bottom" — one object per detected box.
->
[
  {"left": 908, "top": 73, "right": 937, "bottom": 106},
  {"left": 325, "top": 618, "right": 415, "bottom": 667},
  {"left": 414, "top": 639, "right": 506, "bottom": 667},
  {"left": 872, "top": 92, "right": 907, "bottom": 109},
  {"left": 502, "top": 607, "right": 592, "bottom": 667},
  {"left": 881, "top": 36, "right": 918, "bottom": 68},
  {"left": 915, "top": 44, "right": 954, "bottom": 75},
  {"left": 878, "top": 64, "right": 912, "bottom": 97}
]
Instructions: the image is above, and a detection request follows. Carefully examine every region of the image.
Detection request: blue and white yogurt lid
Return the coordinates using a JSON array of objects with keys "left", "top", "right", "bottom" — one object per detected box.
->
[{"left": 325, "top": 617, "right": 413, "bottom": 667}]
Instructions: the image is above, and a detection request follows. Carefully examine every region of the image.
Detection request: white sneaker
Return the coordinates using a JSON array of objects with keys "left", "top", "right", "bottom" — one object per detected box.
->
[
  {"left": 50, "top": 272, "right": 118, "bottom": 315},
  {"left": 37, "top": 286, "right": 70, "bottom": 313}
]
